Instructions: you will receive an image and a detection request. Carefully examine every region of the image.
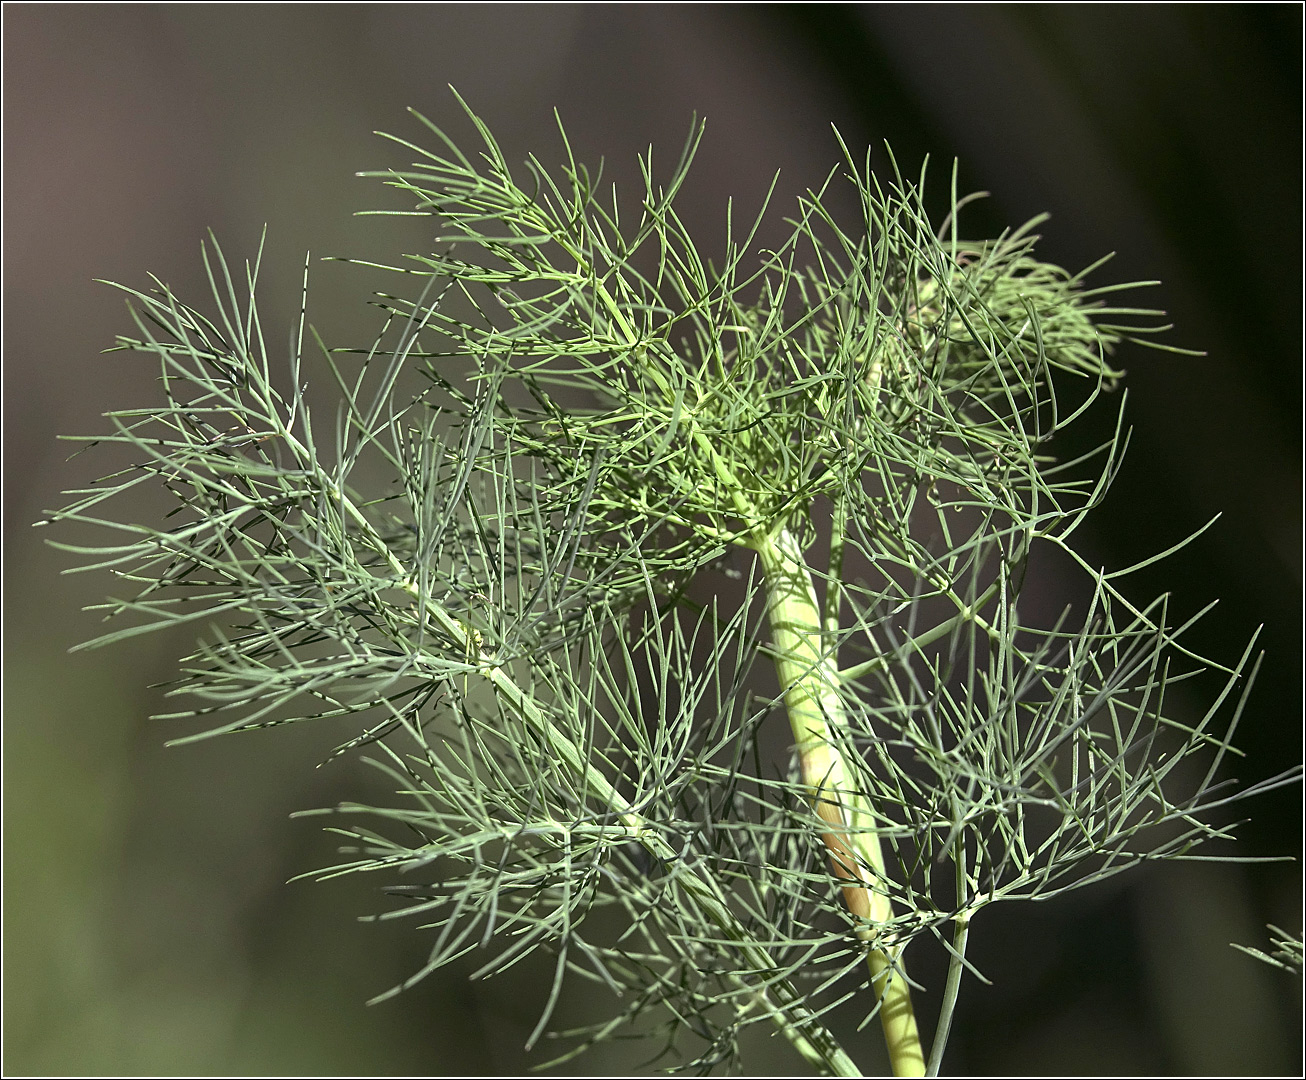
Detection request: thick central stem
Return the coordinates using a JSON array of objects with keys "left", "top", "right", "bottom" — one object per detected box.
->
[{"left": 755, "top": 525, "right": 925, "bottom": 1078}]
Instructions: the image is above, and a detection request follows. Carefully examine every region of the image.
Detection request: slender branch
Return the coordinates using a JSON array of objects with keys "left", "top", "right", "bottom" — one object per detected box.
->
[
  {"left": 927, "top": 917, "right": 970, "bottom": 1078},
  {"left": 927, "top": 834, "right": 972, "bottom": 1077}
]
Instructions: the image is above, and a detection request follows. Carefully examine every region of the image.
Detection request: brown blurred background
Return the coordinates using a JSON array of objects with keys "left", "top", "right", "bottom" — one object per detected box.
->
[{"left": 4, "top": 5, "right": 1300, "bottom": 1075}]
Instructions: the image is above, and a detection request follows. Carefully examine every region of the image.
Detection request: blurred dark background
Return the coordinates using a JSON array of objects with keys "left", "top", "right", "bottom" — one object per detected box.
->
[{"left": 4, "top": 5, "right": 1300, "bottom": 1075}]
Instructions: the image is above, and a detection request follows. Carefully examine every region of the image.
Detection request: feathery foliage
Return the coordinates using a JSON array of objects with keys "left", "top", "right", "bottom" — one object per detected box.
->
[{"left": 46, "top": 94, "right": 1299, "bottom": 1076}]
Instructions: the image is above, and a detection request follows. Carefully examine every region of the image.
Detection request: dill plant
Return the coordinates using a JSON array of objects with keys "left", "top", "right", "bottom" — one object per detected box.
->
[{"left": 45, "top": 95, "right": 1300, "bottom": 1076}]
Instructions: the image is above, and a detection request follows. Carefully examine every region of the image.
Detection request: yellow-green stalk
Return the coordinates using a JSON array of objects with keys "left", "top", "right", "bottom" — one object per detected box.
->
[{"left": 754, "top": 525, "right": 925, "bottom": 1078}]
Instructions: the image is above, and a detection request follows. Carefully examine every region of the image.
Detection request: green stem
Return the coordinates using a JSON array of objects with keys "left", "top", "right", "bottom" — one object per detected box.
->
[
  {"left": 926, "top": 916, "right": 969, "bottom": 1077},
  {"left": 926, "top": 832, "right": 971, "bottom": 1077},
  {"left": 754, "top": 524, "right": 926, "bottom": 1078}
]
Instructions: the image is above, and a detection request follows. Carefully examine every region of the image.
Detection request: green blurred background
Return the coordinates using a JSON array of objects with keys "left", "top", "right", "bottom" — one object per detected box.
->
[{"left": 4, "top": 5, "right": 1300, "bottom": 1075}]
